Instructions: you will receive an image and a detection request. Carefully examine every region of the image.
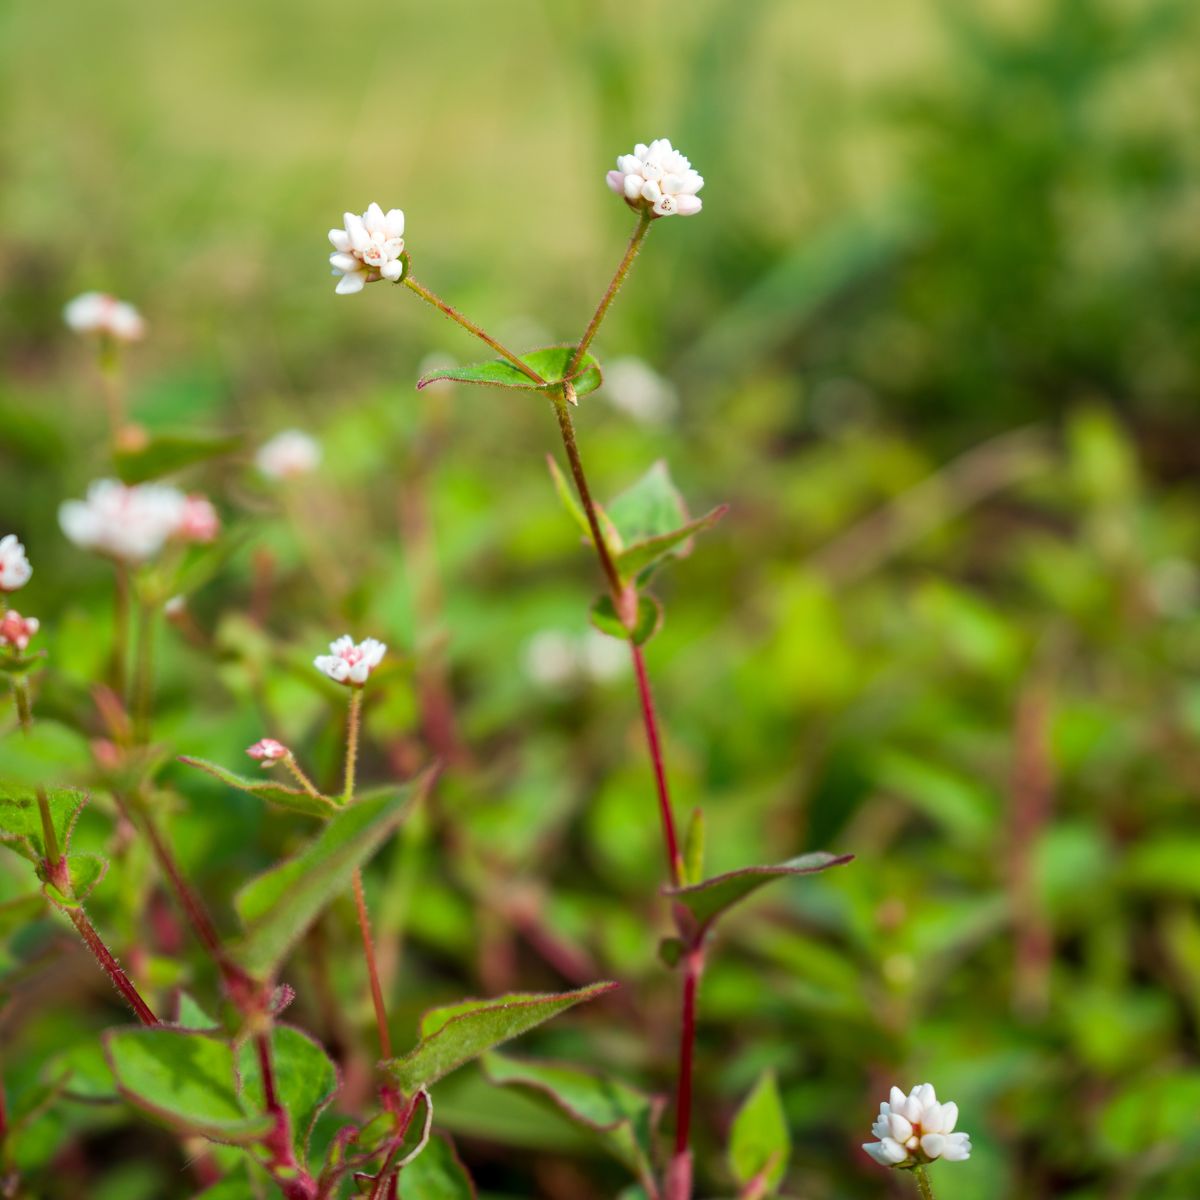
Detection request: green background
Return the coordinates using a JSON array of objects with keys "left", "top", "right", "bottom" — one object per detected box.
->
[{"left": 3, "top": 0, "right": 1200, "bottom": 1196}]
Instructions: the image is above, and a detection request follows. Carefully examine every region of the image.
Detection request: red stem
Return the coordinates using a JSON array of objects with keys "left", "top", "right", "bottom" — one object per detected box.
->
[
  {"left": 352, "top": 867, "right": 393, "bottom": 1061},
  {"left": 631, "top": 644, "right": 683, "bottom": 887},
  {"left": 66, "top": 906, "right": 158, "bottom": 1025},
  {"left": 674, "top": 950, "right": 701, "bottom": 1157}
]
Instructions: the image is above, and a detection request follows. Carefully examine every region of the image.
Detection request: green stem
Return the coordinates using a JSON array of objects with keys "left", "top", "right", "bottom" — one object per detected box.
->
[
  {"left": 343, "top": 688, "right": 363, "bottom": 805},
  {"left": 12, "top": 675, "right": 32, "bottom": 731},
  {"left": 914, "top": 1165, "right": 937, "bottom": 1200},
  {"left": 403, "top": 275, "right": 546, "bottom": 385},
  {"left": 568, "top": 210, "right": 652, "bottom": 376},
  {"left": 133, "top": 600, "right": 156, "bottom": 745},
  {"left": 113, "top": 563, "right": 131, "bottom": 702},
  {"left": 283, "top": 756, "right": 330, "bottom": 804}
]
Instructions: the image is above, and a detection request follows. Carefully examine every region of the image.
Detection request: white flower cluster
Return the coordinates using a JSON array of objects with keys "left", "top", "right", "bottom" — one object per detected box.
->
[
  {"left": 256, "top": 430, "right": 322, "bottom": 480},
  {"left": 0, "top": 535, "right": 32, "bottom": 592},
  {"left": 606, "top": 140, "right": 703, "bottom": 218},
  {"left": 863, "top": 1084, "right": 971, "bottom": 1169},
  {"left": 63, "top": 293, "right": 146, "bottom": 342},
  {"left": 59, "top": 480, "right": 220, "bottom": 564},
  {"left": 329, "top": 204, "right": 406, "bottom": 295},
  {"left": 314, "top": 636, "right": 387, "bottom": 686}
]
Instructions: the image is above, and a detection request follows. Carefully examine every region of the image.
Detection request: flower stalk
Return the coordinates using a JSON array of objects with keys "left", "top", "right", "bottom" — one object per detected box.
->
[{"left": 914, "top": 1165, "right": 936, "bottom": 1200}]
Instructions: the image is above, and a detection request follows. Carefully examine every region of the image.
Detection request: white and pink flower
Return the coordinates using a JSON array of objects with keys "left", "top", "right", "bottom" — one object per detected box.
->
[
  {"left": 63, "top": 292, "right": 146, "bottom": 342},
  {"left": 606, "top": 140, "right": 703, "bottom": 218},
  {"left": 0, "top": 610, "right": 39, "bottom": 652},
  {"left": 863, "top": 1083, "right": 971, "bottom": 1169},
  {"left": 177, "top": 495, "right": 220, "bottom": 544},
  {"left": 247, "top": 738, "right": 290, "bottom": 764},
  {"left": 314, "top": 636, "right": 387, "bottom": 686},
  {"left": 329, "top": 204, "right": 406, "bottom": 295},
  {"left": 0, "top": 535, "right": 32, "bottom": 592},
  {"left": 256, "top": 430, "right": 322, "bottom": 480}
]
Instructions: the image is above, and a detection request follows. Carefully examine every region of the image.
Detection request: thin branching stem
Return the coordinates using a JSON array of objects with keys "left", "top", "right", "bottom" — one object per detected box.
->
[{"left": 403, "top": 275, "right": 545, "bottom": 385}]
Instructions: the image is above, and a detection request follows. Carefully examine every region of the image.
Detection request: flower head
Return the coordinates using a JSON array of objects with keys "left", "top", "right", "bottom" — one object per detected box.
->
[
  {"left": 247, "top": 738, "right": 289, "bottom": 764},
  {"left": 863, "top": 1084, "right": 971, "bottom": 1169},
  {"left": 63, "top": 292, "right": 146, "bottom": 342},
  {"left": 0, "top": 610, "right": 39, "bottom": 652},
  {"left": 59, "top": 479, "right": 187, "bottom": 563},
  {"left": 329, "top": 204, "right": 406, "bottom": 294},
  {"left": 0, "top": 534, "right": 32, "bottom": 592},
  {"left": 606, "top": 140, "right": 703, "bottom": 218},
  {"left": 256, "top": 430, "right": 322, "bottom": 480},
  {"left": 314, "top": 636, "right": 387, "bottom": 686}
]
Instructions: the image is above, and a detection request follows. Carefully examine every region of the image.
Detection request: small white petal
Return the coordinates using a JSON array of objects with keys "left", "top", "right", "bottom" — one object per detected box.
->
[
  {"left": 345, "top": 213, "right": 369, "bottom": 253},
  {"left": 640, "top": 180, "right": 662, "bottom": 203},
  {"left": 364, "top": 202, "right": 386, "bottom": 231},
  {"left": 675, "top": 195, "right": 703, "bottom": 216},
  {"left": 384, "top": 208, "right": 405, "bottom": 238},
  {"left": 940, "top": 1102, "right": 959, "bottom": 1134},
  {"left": 329, "top": 229, "right": 352, "bottom": 251},
  {"left": 942, "top": 1133, "right": 971, "bottom": 1162},
  {"left": 335, "top": 272, "right": 366, "bottom": 295},
  {"left": 923, "top": 1103, "right": 946, "bottom": 1134},
  {"left": 329, "top": 253, "right": 359, "bottom": 272},
  {"left": 380, "top": 260, "right": 404, "bottom": 282},
  {"left": 889, "top": 1087, "right": 907, "bottom": 1109},
  {"left": 623, "top": 174, "right": 642, "bottom": 200},
  {"left": 920, "top": 1133, "right": 946, "bottom": 1160},
  {"left": 607, "top": 170, "right": 625, "bottom": 194},
  {"left": 887, "top": 1114, "right": 913, "bottom": 1142}
]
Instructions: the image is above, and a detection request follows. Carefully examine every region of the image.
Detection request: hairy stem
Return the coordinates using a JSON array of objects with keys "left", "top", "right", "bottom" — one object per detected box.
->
[
  {"left": 67, "top": 906, "right": 158, "bottom": 1025},
  {"left": 352, "top": 868, "right": 392, "bottom": 1061},
  {"left": 256, "top": 1032, "right": 317, "bottom": 1199},
  {"left": 914, "top": 1165, "right": 937, "bottom": 1200},
  {"left": 673, "top": 949, "right": 703, "bottom": 1167},
  {"left": 403, "top": 275, "right": 545, "bottom": 385},
  {"left": 569, "top": 210, "right": 652, "bottom": 375},
  {"left": 552, "top": 389, "right": 625, "bottom": 602},
  {"left": 133, "top": 599, "right": 156, "bottom": 746},
  {"left": 631, "top": 644, "right": 684, "bottom": 887},
  {"left": 344, "top": 689, "right": 363, "bottom": 805}
]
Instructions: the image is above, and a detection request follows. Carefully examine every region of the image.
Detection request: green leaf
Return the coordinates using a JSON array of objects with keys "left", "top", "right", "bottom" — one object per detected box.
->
[
  {"left": 665, "top": 852, "right": 854, "bottom": 932},
  {"left": 0, "top": 783, "right": 87, "bottom": 863},
  {"left": 104, "top": 1027, "right": 273, "bottom": 1143},
  {"left": 614, "top": 505, "right": 727, "bottom": 583},
  {"left": 178, "top": 756, "right": 335, "bottom": 819},
  {"left": 43, "top": 853, "right": 109, "bottom": 907},
  {"left": 174, "top": 992, "right": 219, "bottom": 1030},
  {"left": 397, "top": 1133, "right": 476, "bottom": 1198},
  {"left": 383, "top": 982, "right": 617, "bottom": 1095},
  {"left": 417, "top": 346, "right": 603, "bottom": 399},
  {"left": 482, "top": 1054, "right": 661, "bottom": 1177},
  {"left": 0, "top": 651, "right": 47, "bottom": 677},
  {"left": 188, "top": 1163, "right": 257, "bottom": 1199},
  {"left": 589, "top": 594, "right": 662, "bottom": 646},
  {"left": 683, "top": 809, "right": 706, "bottom": 887},
  {"left": 238, "top": 1024, "right": 338, "bottom": 1165},
  {"left": 233, "top": 769, "right": 432, "bottom": 978},
  {"left": 606, "top": 461, "right": 688, "bottom": 546},
  {"left": 114, "top": 429, "right": 240, "bottom": 484},
  {"left": 729, "top": 1070, "right": 790, "bottom": 1193},
  {"left": 55, "top": 1040, "right": 119, "bottom": 1101}
]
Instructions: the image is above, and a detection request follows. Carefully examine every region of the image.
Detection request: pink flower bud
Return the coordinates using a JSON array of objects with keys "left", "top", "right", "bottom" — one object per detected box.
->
[
  {"left": 247, "top": 738, "right": 289, "bottom": 764},
  {"left": 0, "top": 610, "right": 39, "bottom": 651},
  {"left": 176, "top": 495, "right": 220, "bottom": 544}
]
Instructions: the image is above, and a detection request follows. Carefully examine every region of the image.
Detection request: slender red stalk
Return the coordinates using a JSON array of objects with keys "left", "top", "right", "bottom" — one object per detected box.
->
[
  {"left": 631, "top": 644, "right": 683, "bottom": 887},
  {"left": 66, "top": 907, "right": 158, "bottom": 1025},
  {"left": 352, "top": 867, "right": 392, "bottom": 1061},
  {"left": 674, "top": 950, "right": 701, "bottom": 1157},
  {"left": 256, "top": 1032, "right": 318, "bottom": 1200}
]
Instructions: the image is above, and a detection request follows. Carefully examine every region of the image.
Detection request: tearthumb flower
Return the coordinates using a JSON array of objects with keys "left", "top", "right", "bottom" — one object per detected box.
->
[
  {"left": 256, "top": 430, "right": 322, "bottom": 480},
  {"left": 59, "top": 480, "right": 187, "bottom": 563},
  {"left": 0, "top": 611, "right": 39, "bottom": 652},
  {"left": 63, "top": 293, "right": 146, "bottom": 341},
  {"left": 247, "top": 738, "right": 289, "bottom": 764},
  {"left": 314, "top": 636, "right": 387, "bottom": 686},
  {"left": 606, "top": 140, "right": 703, "bottom": 218},
  {"left": 0, "top": 535, "right": 32, "bottom": 592},
  {"left": 863, "top": 1083, "right": 971, "bottom": 1169},
  {"left": 329, "top": 204, "right": 406, "bottom": 294}
]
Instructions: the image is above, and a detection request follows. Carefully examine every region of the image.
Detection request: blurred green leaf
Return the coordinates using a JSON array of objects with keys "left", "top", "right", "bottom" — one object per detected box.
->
[
  {"left": 606, "top": 461, "right": 687, "bottom": 547},
  {"left": 43, "top": 853, "right": 108, "bottom": 907},
  {"left": 384, "top": 983, "right": 617, "bottom": 1094},
  {"left": 417, "top": 347, "right": 602, "bottom": 399},
  {"left": 589, "top": 594, "right": 662, "bottom": 646},
  {"left": 179, "top": 756, "right": 335, "bottom": 819},
  {"left": 233, "top": 770, "right": 432, "bottom": 978},
  {"left": 0, "top": 652, "right": 47, "bottom": 677},
  {"left": 729, "top": 1070, "right": 790, "bottom": 1193},
  {"left": 665, "top": 852, "right": 853, "bottom": 932},
  {"left": 114, "top": 429, "right": 240, "bottom": 484},
  {"left": 104, "top": 1027, "right": 273, "bottom": 1143},
  {"left": 238, "top": 1024, "right": 338, "bottom": 1165},
  {"left": 397, "top": 1133, "right": 476, "bottom": 1198},
  {"left": 482, "top": 1053, "right": 660, "bottom": 1176},
  {"left": 614, "top": 505, "right": 727, "bottom": 583}
]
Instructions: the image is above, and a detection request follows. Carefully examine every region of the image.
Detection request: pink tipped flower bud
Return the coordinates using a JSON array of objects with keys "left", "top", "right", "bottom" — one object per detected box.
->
[
  {"left": 247, "top": 738, "right": 289, "bottom": 764},
  {"left": 63, "top": 292, "right": 146, "bottom": 342},
  {"left": 176, "top": 495, "right": 220, "bottom": 544},
  {"left": 0, "top": 610, "right": 39, "bottom": 652}
]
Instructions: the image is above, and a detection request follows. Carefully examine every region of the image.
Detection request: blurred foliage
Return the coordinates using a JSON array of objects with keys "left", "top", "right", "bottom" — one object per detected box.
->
[{"left": 3, "top": 0, "right": 1200, "bottom": 1196}]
